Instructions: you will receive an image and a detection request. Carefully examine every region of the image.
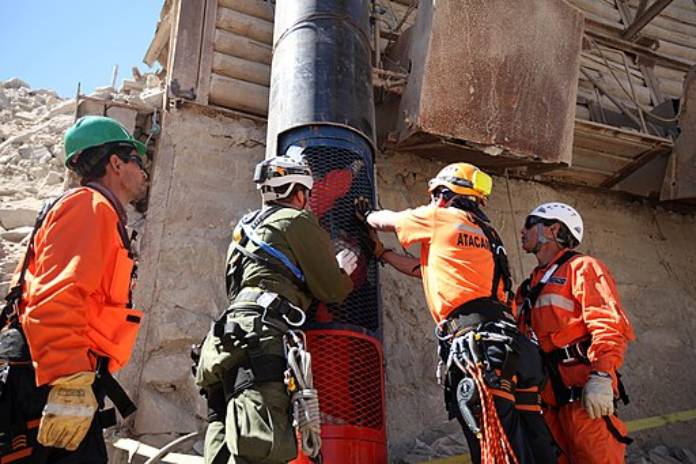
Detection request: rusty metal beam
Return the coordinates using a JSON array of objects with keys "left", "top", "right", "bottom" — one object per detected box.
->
[
  {"left": 600, "top": 144, "right": 671, "bottom": 188},
  {"left": 622, "top": 0, "right": 674, "bottom": 41}
]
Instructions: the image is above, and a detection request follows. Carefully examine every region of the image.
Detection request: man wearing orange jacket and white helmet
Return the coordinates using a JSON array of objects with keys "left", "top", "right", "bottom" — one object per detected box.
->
[
  {"left": 0, "top": 115, "right": 148, "bottom": 463},
  {"left": 516, "top": 202, "right": 636, "bottom": 464}
]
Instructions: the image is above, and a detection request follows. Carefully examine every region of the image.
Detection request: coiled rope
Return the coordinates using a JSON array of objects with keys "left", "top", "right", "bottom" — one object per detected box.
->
[{"left": 285, "top": 330, "right": 322, "bottom": 461}]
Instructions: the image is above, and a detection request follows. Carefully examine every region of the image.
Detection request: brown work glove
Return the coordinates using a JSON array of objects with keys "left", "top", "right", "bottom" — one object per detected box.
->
[
  {"left": 354, "top": 196, "right": 374, "bottom": 225},
  {"left": 369, "top": 228, "right": 388, "bottom": 261},
  {"left": 38, "top": 371, "right": 97, "bottom": 450}
]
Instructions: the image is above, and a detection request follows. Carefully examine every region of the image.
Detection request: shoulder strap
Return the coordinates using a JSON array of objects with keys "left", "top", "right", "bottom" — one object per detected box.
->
[
  {"left": 226, "top": 206, "right": 305, "bottom": 299},
  {"left": 469, "top": 214, "right": 513, "bottom": 304},
  {"left": 520, "top": 250, "right": 579, "bottom": 326}
]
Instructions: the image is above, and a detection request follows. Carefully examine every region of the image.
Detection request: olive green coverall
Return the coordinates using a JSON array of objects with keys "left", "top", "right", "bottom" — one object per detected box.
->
[{"left": 196, "top": 206, "right": 353, "bottom": 464}]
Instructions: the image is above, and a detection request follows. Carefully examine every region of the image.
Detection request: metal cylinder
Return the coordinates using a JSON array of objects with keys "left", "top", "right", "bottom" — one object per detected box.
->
[{"left": 266, "top": 0, "right": 376, "bottom": 156}]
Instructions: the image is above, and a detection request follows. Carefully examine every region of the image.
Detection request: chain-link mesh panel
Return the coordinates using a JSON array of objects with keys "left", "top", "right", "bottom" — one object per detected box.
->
[
  {"left": 306, "top": 330, "right": 384, "bottom": 431},
  {"left": 303, "top": 145, "right": 380, "bottom": 332}
]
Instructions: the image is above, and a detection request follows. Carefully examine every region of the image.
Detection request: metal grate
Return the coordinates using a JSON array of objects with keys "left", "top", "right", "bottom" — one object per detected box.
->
[
  {"left": 303, "top": 145, "right": 380, "bottom": 332},
  {"left": 307, "top": 330, "right": 385, "bottom": 430}
]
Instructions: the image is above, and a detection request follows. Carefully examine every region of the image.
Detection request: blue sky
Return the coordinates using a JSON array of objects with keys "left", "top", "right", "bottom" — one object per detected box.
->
[{"left": 0, "top": 1, "right": 163, "bottom": 97}]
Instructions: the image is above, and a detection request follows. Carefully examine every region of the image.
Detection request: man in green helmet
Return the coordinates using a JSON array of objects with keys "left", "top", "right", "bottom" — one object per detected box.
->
[
  {"left": 0, "top": 116, "right": 148, "bottom": 463},
  {"left": 195, "top": 150, "right": 356, "bottom": 464}
]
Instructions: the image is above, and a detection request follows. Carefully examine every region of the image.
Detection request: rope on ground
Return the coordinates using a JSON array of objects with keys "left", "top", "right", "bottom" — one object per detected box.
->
[{"left": 285, "top": 330, "right": 322, "bottom": 461}]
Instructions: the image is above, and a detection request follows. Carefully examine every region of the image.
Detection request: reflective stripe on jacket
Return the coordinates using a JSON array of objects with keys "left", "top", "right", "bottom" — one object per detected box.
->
[
  {"left": 515, "top": 251, "right": 635, "bottom": 391},
  {"left": 19, "top": 187, "right": 142, "bottom": 386}
]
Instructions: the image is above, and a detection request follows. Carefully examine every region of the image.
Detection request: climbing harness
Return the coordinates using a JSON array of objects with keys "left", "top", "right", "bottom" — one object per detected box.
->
[
  {"left": 445, "top": 324, "right": 520, "bottom": 464},
  {"left": 226, "top": 206, "right": 306, "bottom": 299},
  {"left": 285, "top": 330, "right": 323, "bottom": 462}
]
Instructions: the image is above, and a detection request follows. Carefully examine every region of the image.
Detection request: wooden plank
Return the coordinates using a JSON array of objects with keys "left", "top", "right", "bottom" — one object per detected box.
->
[
  {"left": 212, "top": 51, "right": 270, "bottom": 86},
  {"left": 168, "top": 0, "right": 207, "bottom": 100},
  {"left": 213, "top": 28, "right": 272, "bottom": 64},
  {"left": 585, "top": 23, "right": 691, "bottom": 72},
  {"left": 216, "top": 6, "right": 273, "bottom": 45},
  {"left": 623, "top": 0, "right": 675, "bottom": 40},
  {"left": 144, "top": 12, "right": 172, "bottom": 67},
  {"left": 208, "top": 73, "right": 269, "bottom": 115},
  {"left": 197, "top": 0, "right": 219, "bottom": 105},
  {"left": 218, "top": 0, "right": 273, "bottom": 21},
  {"left": 600, "top": 144, "right": 672, "bottom": 187}
]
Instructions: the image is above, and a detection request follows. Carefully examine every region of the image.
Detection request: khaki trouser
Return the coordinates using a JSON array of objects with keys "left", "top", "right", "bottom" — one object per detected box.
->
[{"left": 200, "top": 310, "right": 297, "bottom": 464}]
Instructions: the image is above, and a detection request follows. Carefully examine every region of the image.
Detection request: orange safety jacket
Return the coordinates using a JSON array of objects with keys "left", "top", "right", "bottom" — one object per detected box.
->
[
  {"left": 17, "top": 186, "right": 142, "bottom": 386},
  {"left": 515, "top": 250, "right": 635, "bottom": 402},
  {"left": 394, "top": 204, "right": 507, "bottom": 323}
]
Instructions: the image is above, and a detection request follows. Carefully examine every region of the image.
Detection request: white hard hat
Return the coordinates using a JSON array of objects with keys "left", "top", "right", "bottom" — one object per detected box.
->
[
  {"left": 254, "top": 151, "right": 314, "bottom": 202},
  {"left": 527, "top": 202, "right": 583, "bottom": 246}
]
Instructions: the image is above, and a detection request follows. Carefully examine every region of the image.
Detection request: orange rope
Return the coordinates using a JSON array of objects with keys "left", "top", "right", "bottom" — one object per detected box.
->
[{"left": 466, "top": 364, "right": 519, "bottom": 464}]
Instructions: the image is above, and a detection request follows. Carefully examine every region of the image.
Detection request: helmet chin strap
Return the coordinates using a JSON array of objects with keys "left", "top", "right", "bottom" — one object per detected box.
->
[{"left": 530, "top": 223, "right": 550, "bottom": 254}]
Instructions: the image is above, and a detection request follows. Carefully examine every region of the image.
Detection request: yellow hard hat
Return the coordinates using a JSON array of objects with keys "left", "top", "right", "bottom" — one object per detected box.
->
[{"left": 428, "top": 162, "right": 493, "bottom": 199}]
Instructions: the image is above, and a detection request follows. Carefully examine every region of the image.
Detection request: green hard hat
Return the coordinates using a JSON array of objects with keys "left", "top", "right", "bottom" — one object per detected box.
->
[{"left": 64, "top": 115, "right": 146, "bottom": 167}]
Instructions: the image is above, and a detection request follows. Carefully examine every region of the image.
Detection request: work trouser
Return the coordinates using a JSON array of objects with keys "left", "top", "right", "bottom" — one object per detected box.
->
[
  {"left": 0, "top": 362, "right": 108, "bottom": 464},
  {"left": 202, "top": 309, "right": 297, "bottom": 464},
  {"left": 442, "top": 320, "right": 558, "bottom": 464},
  {"left": 543, "top": 402, "right": 628, "bottom": 464}
]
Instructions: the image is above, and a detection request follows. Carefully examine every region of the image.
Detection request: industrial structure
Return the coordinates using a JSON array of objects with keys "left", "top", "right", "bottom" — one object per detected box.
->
[{"left": 81, "top": 0, "right": 696, "bottom": 461}]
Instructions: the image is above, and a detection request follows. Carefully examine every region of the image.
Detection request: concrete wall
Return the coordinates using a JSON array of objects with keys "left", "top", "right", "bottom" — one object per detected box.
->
[
  {"left": 119, "top": 105, "right": 266, "bottom": 445},
  {"left": 123, "top": 111, "right": 696, "bottom": 460}
]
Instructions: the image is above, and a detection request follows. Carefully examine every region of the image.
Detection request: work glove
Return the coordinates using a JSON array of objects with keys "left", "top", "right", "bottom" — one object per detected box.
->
[
  {"left": 354, "top": 196, "right": 374, "bottom": 225},
  {"left": 368, "top": 229, "right": 388, "bottom": 261},
  {"left": 582, "top": 372, "right": 614, "bottom": 419},
  {"left": 336, "top": 249, "right": 358, "bottom": 275},
  {"left": 38, "top": 371, "right": 97, "bottom": 451}
]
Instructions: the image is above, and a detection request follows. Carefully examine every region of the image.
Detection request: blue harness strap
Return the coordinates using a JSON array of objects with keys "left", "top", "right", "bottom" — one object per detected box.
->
[{"left": 241, "top": 223, "right": 305, "bottom": 283}]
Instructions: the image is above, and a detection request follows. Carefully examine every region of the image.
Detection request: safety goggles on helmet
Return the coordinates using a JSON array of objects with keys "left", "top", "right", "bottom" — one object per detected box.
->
[
  {"left": 526, "top": 202, "right": 583, "bottom": 245},
  {"left": 254, "top": 154, "right": 314, "bottom": 202},
  {"left": 428, "top": 163, "right": 493, "bottom": 199},
  {"left": 524, "top": 215, "right": 555, "bottom": 230}
]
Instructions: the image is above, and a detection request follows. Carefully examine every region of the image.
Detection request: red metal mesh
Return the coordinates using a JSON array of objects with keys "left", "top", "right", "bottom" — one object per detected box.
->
[{"left": 306, "top": 330, "right": 385, "bottom": 431}]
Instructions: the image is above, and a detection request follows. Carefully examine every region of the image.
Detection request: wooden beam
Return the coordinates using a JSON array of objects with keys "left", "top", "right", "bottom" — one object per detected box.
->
[
  {"left": 580, "top": 67, "right": 645, "bottom": 129},
  {"left": 213, "top": 28, "right": 272, "bottom": 64},
  {"left": 218, "top": 0, "right": 273, "bottom": 21},
  {"left": 212, "top": 52, "right": 270, "bottom": 86},
  {"left": 622, "top": 0, "right": 674, "bottom": 40},
  {"left": 196, "top": 0, "right": 219, "bottom": 105},
  {"left": 615, "top": 1, "right": 666, "bottom": 105},
  {"left": 599, "top": 144, "right": 671, "bottom": 188},
  {"left": 167, "top": 0, "right": 207, "bottom": 101},
  {"left": 216, "top": 6, "right": 273, "bottom": 45},
  {"left": 208, "top": 73, "right": 269, "bottom": 115},
  {"left": 585, "top": 22, "right": 691, "bottom": 72}
]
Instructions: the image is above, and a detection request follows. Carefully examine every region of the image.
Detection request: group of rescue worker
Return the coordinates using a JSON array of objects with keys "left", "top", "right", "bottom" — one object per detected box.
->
[{"left": 0, "top": 116, "right": 635, "bottom": 464}]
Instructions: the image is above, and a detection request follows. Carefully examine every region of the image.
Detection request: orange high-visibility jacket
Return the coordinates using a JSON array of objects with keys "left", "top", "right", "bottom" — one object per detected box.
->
[
  {"left": 516, "top": 251, "right": 635, "bottom": 391},
  {"left": 19, "top": 187, "right": 142, "bottom": 386},
  {"left": 395, "top": 204, "right": 506, "bottom": 322}
]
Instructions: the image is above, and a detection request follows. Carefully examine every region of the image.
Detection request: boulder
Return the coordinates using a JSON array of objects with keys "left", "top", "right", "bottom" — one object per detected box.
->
[
  {"left": 1, "top": 226, "right": 33, "bottom": 243},
  {"left": 0, "top": 203, "right": 41, "bottom": 229}
]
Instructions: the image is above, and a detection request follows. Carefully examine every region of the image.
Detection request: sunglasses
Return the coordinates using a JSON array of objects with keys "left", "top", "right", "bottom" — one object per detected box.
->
[
  {"left": 524, "top": 216, "right": 555, "bottom": 229},
  {"left": 119, "top": 153, "right": 145, "bottom": 170}
]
